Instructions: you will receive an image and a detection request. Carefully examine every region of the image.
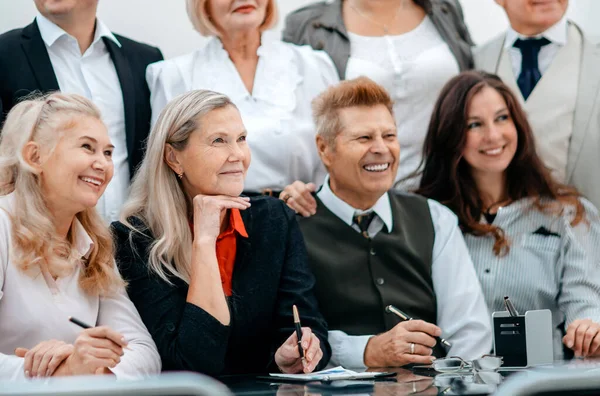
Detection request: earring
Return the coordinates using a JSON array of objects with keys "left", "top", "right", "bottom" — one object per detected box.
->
[{"left": 177, "top": 172, "right": 183, "bottom": 179}]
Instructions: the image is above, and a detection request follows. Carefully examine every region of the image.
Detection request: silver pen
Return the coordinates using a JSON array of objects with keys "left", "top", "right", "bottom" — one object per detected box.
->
[{"left": 503, "top": 296, "right": 519, "bottom": 317}]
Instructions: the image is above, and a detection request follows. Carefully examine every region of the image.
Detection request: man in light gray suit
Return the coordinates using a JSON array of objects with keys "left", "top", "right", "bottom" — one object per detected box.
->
[{"left": 475, "top": 0, "right": 600, "bottom": 209}]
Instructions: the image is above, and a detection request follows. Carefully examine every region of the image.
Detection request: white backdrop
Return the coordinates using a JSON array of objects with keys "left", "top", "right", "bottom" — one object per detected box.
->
[{"left": 0, "top": 1, "right": 597, "bottom": 59}]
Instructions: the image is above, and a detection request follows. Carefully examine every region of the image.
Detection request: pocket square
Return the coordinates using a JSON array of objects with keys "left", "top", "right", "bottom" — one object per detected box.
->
[{"left": 532, "top": 226, "right": 560, "bottom": 237}]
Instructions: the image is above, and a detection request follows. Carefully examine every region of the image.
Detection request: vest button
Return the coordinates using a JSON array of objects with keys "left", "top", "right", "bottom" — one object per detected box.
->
[
  {"left": 370, "top": 248, "right": 376, "bottom": 256},
  {"left": 376, "top": 278, "right": 385, "bottom": 285},
  {"left": 485, "top": 269, "right": 491, "bottom": 274}
]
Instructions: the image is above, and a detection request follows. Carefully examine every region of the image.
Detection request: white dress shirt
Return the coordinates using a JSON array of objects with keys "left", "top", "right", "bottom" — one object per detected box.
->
[
  {"left": 0, "top": 194, "right": 160, "bottom": 380},
  {"left": 465, "top": 198, "right": 600, "bottom": 360},
  {"left": 317, "top": 177, "right": 493, "bottom": 368},
  {"left": 504, "top": 16, "right": 568, "bottom": 79},
  {"left": 36, "top": 14, "right": 129, "bottom": 223},
  {"left": 146, "top": 34, "right": 339, "bottom": 192},
  {"left": 346, "top": 17, "right": 460, "bottom": 190}
]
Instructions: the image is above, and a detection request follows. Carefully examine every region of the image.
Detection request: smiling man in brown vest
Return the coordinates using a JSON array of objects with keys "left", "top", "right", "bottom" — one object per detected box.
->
[{"left": 291, "top": 77, "right": 492, "bottom": 368}]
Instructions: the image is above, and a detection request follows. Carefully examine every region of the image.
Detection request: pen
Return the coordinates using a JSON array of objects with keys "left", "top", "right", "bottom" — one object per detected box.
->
[
  {"left": 68, "top": 316, "right": 92, "bottom": 329},
  {"left": 69, "top": 316, "right": 131, "bottom": 350},
  {"left": 503, "top": 296, "right": 519, "bottom": 317},
  {"left": 385, "top": 304, "right": 452, "bottom": 348},
  {"left": 292, "top": 305, "right": 305, "bottom": 360}
]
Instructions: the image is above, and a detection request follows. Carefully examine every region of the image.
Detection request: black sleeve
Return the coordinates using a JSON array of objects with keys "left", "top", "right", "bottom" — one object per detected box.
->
[
  {"left": 268, "top": 206, "right": 331, "bottom": 371},
  {"left": 151, "top": 46, "right": 164, "bottom": 63},
  {"left": 112, "top": 221, "right": 231, "bottom": 375}
]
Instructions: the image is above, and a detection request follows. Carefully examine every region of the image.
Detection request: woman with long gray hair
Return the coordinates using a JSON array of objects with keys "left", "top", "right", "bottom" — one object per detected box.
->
[{"left": 112, "top": 89, "right": 330, "bottom": 376}]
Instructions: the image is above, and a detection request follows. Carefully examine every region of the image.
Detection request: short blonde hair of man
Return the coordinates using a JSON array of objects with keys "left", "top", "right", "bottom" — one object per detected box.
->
[
  {"left": 186, "top": 0, "right": 279, "bottom": 36},
  {"left": 312, "top": 77, "right": 395, "bottom": 146},
  {"left": 121, "top": 89, "right": 237, "bottom": 285},
  {"left": 0, "top": 93, "right": 123, "bottom": 296}
]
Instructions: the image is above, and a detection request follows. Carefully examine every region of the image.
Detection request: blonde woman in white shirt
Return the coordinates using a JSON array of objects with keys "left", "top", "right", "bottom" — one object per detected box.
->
[
  {"left": 146, "top": 0, "right": 338, "bottom": 196},
  {"left": 0, "top": 93, "right": 160, "bottom": 380}
]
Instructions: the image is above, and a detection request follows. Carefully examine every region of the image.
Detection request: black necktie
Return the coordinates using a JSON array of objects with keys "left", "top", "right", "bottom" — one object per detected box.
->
[
  {"left": 513, "top": 37, "right": 551, "bottom": 100},
  {"left": 353, "top": 211, "right": 376, "bottom": 239}
]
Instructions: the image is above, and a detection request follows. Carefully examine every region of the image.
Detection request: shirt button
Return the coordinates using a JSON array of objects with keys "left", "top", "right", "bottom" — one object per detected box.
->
[
  {"left": 376, "top": 278, "right": 385, "bottom": 286},
  {"left": 485, "top": 269, "right": 491, "bottom": 274},
  {"left": 370, "top": 248, "right": 376, "bottom": 256}
]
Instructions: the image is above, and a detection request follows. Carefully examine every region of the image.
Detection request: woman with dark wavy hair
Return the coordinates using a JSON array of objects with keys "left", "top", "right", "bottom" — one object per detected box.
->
[{"left": 417, "top": 70, "right": 600, "bottom": 361}]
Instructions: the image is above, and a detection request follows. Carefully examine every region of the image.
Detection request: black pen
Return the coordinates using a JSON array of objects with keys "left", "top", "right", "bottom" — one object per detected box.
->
[
  {"left": 385, "top": 304, "right": 452, "bottom": 348},
  {"left": 69, "top": 316, "right": 131, "bottom": 350},
  {"left": 292, "top": 305, "right": 305, "bottom": 360},
  {"left": 68, "top": 316, "right": 92, "bottom": 329},
  {"left": 503, "top": 296, "right": 519, "bottom": 317}
]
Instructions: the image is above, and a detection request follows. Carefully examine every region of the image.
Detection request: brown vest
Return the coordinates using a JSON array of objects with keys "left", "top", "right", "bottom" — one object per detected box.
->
[{"left": 298, "top": 192, "right": 445, "bottom": 357}]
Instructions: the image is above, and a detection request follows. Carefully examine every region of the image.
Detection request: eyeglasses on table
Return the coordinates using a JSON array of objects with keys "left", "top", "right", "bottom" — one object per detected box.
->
[{"left": 432, "top": 355, "right": 503, "bottom": 373}]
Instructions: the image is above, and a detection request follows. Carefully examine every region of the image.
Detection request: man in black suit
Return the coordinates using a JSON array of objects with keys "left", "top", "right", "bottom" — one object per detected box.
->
[{"left": 0, "top": 0, "right": 163, "bottom": 222}]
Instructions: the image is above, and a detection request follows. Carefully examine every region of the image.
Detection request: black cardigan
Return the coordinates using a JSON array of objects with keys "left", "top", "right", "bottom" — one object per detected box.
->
[{"left": 111, "top": 197, "right": 330, "bottom": 376}]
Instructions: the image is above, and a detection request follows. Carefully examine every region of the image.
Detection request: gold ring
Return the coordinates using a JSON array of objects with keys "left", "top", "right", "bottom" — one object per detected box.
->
[
  {"left": 410, "top": 342, "right": 415, "bottom": 354},
  {"left": 282, "top": 194, "right": 291, "bottom": 203}
]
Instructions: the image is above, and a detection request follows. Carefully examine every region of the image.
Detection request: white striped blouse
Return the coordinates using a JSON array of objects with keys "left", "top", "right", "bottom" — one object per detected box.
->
[{"left": 464, "top": 197, "right": 600, "bottom": 360}]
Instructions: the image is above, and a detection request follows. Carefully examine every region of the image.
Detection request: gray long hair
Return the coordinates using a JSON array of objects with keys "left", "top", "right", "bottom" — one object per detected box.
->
[{"left": 120, "top": 89, "right": 236, "bottom": 283}]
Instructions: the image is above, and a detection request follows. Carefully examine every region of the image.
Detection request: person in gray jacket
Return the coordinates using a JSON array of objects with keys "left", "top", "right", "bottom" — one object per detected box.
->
[{"left": 282, "top": 0, "right": 473, "bottom": 193}]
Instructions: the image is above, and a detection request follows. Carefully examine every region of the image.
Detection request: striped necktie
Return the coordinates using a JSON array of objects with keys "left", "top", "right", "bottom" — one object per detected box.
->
[{"left": 353, "top": 211, "right": 376, "bottom": 239}]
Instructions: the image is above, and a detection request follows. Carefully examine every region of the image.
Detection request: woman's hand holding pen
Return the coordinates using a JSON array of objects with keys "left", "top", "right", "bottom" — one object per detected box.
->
[
  {"left": 52, "top": 326, "right": 128, "bottom": 376},
  {"left": 364, "top": 320, "right": 440, "bottom": 367},
  {"left": 275, "top": 327, "right": 323, "bottom": 374},
  {"left": 15, "top": 340, "right": 73, "bottom": 377},
  {"left": 563, "top": 319, "right": 600, "bottom": 358}
]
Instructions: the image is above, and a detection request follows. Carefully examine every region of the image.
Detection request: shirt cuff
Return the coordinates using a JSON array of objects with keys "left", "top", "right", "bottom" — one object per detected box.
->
[
  {"left": 328, "top": 330, "right": 372, "bottom": 369},
  {"left": 0, "top": 355, "right": 26, "bottom": 381}
]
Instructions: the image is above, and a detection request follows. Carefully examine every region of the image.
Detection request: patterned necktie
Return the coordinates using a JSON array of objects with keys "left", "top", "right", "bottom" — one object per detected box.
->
[
  {"left": 513, "top": 37, "right": 551, "bottom": 100},
  {"left": 353, "top": 211, "right": 376, "bottom": 239}
]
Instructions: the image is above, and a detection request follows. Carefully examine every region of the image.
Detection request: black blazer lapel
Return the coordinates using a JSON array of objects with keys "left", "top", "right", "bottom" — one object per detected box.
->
[
  {"left": 21, "top": 21, "right": 60, "bottom": 92},
  {"left": 104, "top": 37, "right": 136, "bottom": 161}
]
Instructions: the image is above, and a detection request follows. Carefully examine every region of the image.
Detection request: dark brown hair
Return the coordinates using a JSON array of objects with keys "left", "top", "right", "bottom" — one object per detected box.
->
[{"left": 415, "top": 71, "right": 584, "bottom": 255}]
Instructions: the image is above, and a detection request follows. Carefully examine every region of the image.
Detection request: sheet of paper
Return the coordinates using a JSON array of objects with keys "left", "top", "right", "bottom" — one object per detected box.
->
[{"left": 269, "top": 366, "right": 390, "bottom": 382}]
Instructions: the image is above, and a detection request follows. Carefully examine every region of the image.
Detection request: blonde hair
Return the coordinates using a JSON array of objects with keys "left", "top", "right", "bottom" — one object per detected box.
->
[
  {"left": 186, "top": 0, "right": 279, "bottom": 36},
  {"left": 312, "top": 77, "right": 395, "bottom": 145},
  {"left": 0, "top": 93, "right": 122, "bottom": 295},
  {"left": 120, "top": 90, "right": 236, "bottom": 284}
]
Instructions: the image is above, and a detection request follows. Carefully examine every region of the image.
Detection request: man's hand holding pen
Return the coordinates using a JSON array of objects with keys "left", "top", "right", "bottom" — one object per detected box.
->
[
  {"left": 274, "top": 327, "right": 323, "bottom": 374},
  {"left": 363, "top": 320, "right": 441, "bottom": 367}
]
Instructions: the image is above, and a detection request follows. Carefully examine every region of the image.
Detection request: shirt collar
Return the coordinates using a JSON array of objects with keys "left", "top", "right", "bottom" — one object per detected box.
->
[
  {"left": 71, "top": 216, "right": 94, "bottom": 259},
  {"left": 317, "top": 175, "right": 394, "bottom": 232},
  {"left": 504, "top": 15, "right": 568, "bottom": 49},
  {"left": 218, "top": 208, "right": 248, "bottom": 240},
  {"left": 36, "top": 12, "right": 121, "bottom": 48}
]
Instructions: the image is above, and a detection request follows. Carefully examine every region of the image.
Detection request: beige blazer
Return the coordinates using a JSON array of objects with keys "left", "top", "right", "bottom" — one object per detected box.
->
[{"left": 475, "top": 22, "right": 600, "bottom": 210}]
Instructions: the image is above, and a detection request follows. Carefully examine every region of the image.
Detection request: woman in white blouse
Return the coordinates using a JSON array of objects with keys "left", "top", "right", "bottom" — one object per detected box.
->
[
  {"left": 0, "top": 93, "right": 160, "bottom": 380},
  {"left": 280, "top": 0, "right": 473, "bottom": 215},
  {"left": 146, "top": 0, "right": 338, "bottom": 196},
  {"left": 417, "top": 71, "right": 600, "bottom": 360}
]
